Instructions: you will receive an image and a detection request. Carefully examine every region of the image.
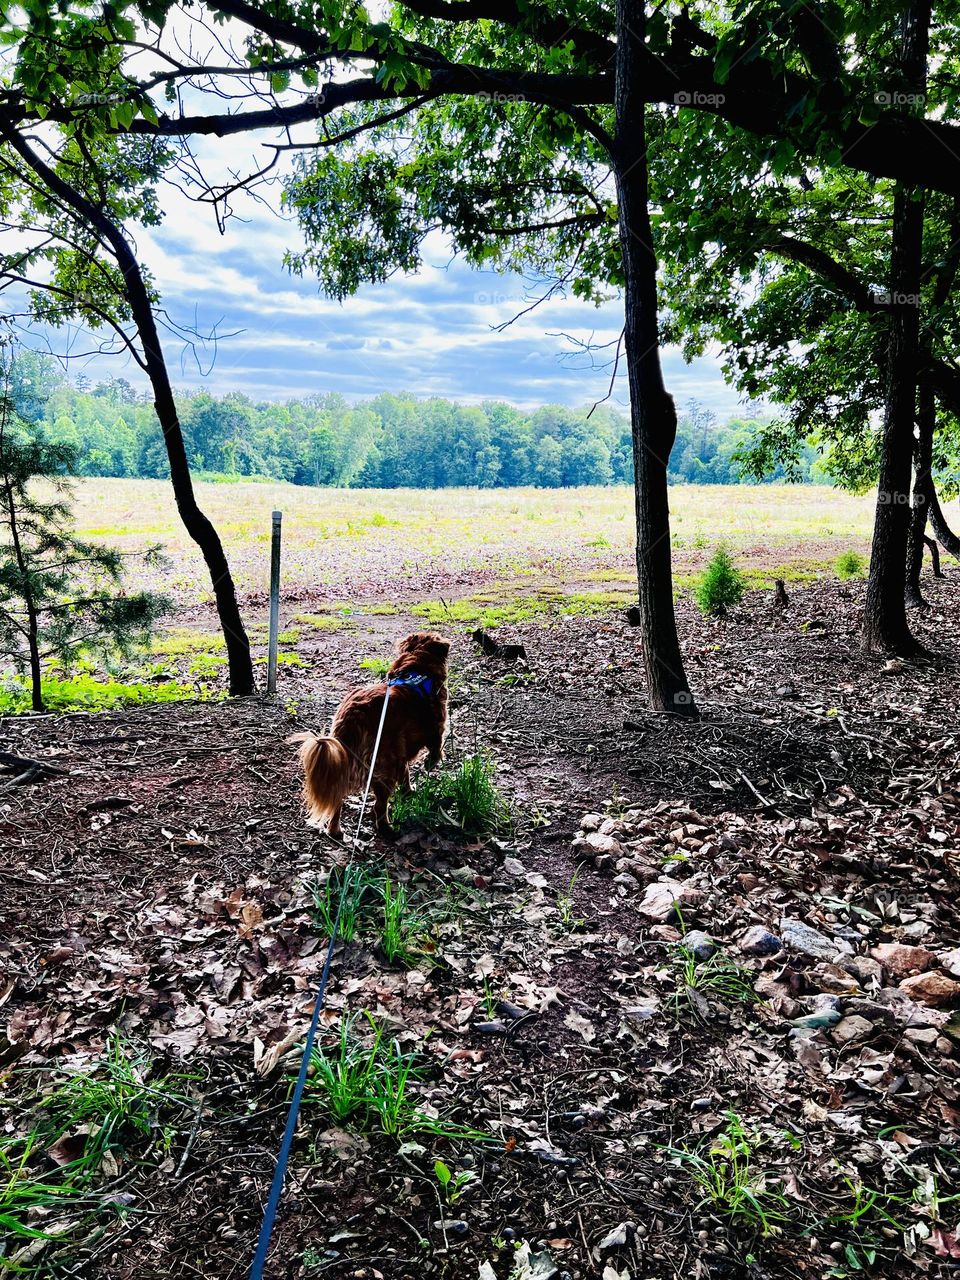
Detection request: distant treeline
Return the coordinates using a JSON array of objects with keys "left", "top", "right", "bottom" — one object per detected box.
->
[{"left": 15, "top": 351, "right": 823, "bottom": 488}]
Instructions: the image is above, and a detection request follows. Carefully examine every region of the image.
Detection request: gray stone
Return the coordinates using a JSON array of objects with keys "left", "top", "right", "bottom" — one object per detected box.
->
[
  {"left": 832, "top": 1015, "right": 873, "bottom": 1044},
  {"left": 680, "top": 930, "right": 718, "bottom": 961},
  {"left": 779, "top": 917, "right": 843, "bottom": 961},
  {"left": 738, "top": 926, "right": 782, "bottom": 957}
]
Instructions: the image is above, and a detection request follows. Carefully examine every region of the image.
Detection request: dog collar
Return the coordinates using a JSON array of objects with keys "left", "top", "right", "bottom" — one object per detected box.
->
[{"left": 388, "top": 671, "right": 435, "bottom": 698}]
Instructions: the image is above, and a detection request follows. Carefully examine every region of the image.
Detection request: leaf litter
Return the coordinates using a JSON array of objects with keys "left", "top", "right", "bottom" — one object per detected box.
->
[{"left": 0, "top": 578, "right": 958, "bottom": 1277}]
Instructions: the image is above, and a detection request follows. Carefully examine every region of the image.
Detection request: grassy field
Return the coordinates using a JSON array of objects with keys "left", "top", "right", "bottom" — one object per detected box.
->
[{"left": 71, "top": 477, "right": 877, "bottom": 612}]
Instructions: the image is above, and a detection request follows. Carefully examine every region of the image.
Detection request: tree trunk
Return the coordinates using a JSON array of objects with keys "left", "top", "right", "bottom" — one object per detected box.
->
[
  {"left": 0, "top": 125, "right": 255, "bottom": 695},
  {"left": 863, "top": 0, "right": 930, "bottom": 656},
  {"left": 4, "top": 476, "right": 44, "bottom": 711},
  {"left": 923, "top": 471, "right": 960, "bottom": 560},
  {"left": 905, "top": 384, "right": 934, "bottom": 608},
  {"left": 613, "top": 0, "right": 696, "bottom": 716}
]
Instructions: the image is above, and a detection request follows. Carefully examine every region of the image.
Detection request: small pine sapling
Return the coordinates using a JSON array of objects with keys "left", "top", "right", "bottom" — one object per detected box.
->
[{"left": 0, "top": 390, "right": 167, "bottom": 710}]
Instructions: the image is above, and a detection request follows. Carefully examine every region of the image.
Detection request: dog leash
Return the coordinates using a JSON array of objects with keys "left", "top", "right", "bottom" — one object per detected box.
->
[{"left": 249, "top": 685, "right": 394, "bottom": 1279}]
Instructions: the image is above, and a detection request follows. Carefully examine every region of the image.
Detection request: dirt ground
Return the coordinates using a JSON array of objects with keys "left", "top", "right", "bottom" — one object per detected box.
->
[{"left": 2, "top": 573, "right": 960, "bottom": 1279}]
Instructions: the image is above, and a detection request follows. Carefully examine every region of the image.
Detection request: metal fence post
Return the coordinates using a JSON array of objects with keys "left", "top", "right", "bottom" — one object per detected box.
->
[{"left": 267, "top": 510, "right": 282, "bottom": 696}]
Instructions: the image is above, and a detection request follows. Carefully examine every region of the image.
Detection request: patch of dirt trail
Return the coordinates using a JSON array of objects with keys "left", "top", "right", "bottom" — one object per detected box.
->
[{"left": 2, "top": 577, "right": 959, "bottom": 1279}]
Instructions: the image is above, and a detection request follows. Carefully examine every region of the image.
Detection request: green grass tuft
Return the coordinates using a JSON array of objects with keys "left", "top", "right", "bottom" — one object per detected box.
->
[
  {"left": 304, "top": 1012, "right": 484, "bottom": 1140},
  {"left": 665, "top": 1111, "right": 791, "bottom": 1237},
  {"left": 391, "top": 752, "right": 511, "bottom": 837},
  {"left": 359, "top": 655, "right": 391, "bottom": 679}
]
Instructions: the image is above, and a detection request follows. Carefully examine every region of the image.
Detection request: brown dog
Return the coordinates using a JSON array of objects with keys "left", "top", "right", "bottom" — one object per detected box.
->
[{"left": 289, "top": 632, "right": 450, "bottom": 838}]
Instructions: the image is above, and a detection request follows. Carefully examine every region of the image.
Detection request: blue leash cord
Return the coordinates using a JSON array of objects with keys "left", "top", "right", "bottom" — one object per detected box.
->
[
  {"left": 248, "top": 866, "right": 351, "bottom": 1279},
  {"left": 250, "top": 685, "right": 394, "bottom": 1277}
]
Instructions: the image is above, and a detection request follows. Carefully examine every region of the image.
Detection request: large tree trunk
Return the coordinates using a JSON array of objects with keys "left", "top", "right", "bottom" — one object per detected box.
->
[
  {"left": 613, "top": 0, "right": 695, "bottom": 716},
  {"left": 863, "top": 0, "right": 930, "bottom": 656},
  {"left": 905, "top": 384, "right": 934, "bottom": 608},
  {"left": 0, "top": 125, "right": 255, "bottom": 695}
]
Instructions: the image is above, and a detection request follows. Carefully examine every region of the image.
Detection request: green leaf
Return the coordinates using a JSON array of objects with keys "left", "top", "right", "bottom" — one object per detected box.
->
[{"left": 434, "top": 1159, "right": 451, "bottom": 1185}]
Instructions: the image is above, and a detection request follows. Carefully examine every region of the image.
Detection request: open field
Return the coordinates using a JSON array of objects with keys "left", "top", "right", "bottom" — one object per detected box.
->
[{"left": 70, "top": 478, "right": 879, "bottom": 617}]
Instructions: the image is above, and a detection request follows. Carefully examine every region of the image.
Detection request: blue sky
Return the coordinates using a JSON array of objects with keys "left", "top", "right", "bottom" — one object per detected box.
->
[{"left": 58, "top": 179, "right": 749, "bottom": 418}]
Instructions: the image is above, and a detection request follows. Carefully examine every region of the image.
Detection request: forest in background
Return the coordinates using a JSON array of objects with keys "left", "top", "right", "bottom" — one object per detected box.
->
[{"left": 11, "top": 351, "right": 823, "bottom": 490}]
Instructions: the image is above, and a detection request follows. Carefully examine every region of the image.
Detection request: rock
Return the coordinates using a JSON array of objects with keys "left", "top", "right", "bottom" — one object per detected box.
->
[
  {"left": 615, "top": 856, "right": 658, "bottom": 885},
  {"left": 580, "top": 813, "right": 603, "bottom": 832},
  {"left": 637, "top": 879, "right": 700, "bottom": 923},
  {"left": 811, "top": 962, "right": 861, "bottom": 995},
  {"left": 780, "top": 917, "right": 845, "bottom": 961},
  {"left": 503, "top": 857, "right": 526, "bottom": 878},
  {"left": 904, "top": 1026, "right": 939, "bottom": 1046},
  {"left": 899, "top": 972, "right": 960, "bottom": 1009},
  {"left": 738, "top": 926, "right": 781, "bottom": 957},
  {"left": 584, "top": 831, "right": 624, "bottom": 857},
  {"left": 852, "top": 988, "right": 949, "bottom": 1029},
  {"left": 680, "top": 930, "right": 717, "bottom": 962},
  {"left": 870, "top": 942, "right": 937, "bottom": 978},
  {"left": 940, "top": 948, "right": 960, "bottom": 980},
  {"left": 832, "top": 1015, "right": 873, "bottom": 1044},
  {"left": 599, "top": 817, "right": 620, "bottom": 836},
  {"left": 842, "top": 955, "right": 884, "bottom": 988},
  {"left": 901, "top": 920, "right": 933, "bottom": 941}
]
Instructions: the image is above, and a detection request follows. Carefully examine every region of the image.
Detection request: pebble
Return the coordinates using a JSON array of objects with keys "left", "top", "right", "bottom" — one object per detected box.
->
[
  {"left": 870, "top": 942, "right": 937, "bottom": 978},
  {"left": 580, "top": 813, "right": 603, "bottom": 831},
  {"left": 779, "top": 917, "right": 845, "bottom": 961},
  {"left": 680, "top": 929, "right": 717, "bottom": 961},
  {"left": 738, "top": 925, "right": 781, "bottom": 957},
  {"left": 940, "top": 948, "right": 960, "bottom": 980},
  {"left": 503, "top": 857, "right": 526, "bottom": 878}
]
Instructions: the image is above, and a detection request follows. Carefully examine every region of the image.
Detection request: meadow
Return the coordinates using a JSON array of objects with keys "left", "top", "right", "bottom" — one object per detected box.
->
[{"left": 72, "top": 477, "right": 877, "bottom": 615}]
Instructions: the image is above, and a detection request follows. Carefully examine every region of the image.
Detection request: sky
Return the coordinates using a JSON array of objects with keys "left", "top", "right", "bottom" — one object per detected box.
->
[{"left": 66, "top": 205, "right": 746, "bottom": 417}]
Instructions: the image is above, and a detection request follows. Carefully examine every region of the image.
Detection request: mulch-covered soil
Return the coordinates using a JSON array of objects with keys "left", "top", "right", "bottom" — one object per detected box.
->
[{"left": 2, "top": 575, "right": 959, "bottom": 1280}]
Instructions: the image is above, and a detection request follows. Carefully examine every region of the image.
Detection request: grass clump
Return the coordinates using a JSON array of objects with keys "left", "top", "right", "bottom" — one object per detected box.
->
[
  {"left": 835, "top": 550, "right": 866, "bottom": 580},
  {"left": 359, "top": 655, "right": 391, "bottom": 679},
  {"left": 151, "top": 629, "right": 224, "bottom": 657},
  {"left": 666, "top": 1111, "right": 791, "bottom": 1237},
  {"left": 668, "top": 945, "right": 760, "bottom": 1021},
  {"left": 38, "top": 1037, "right": 190, "bottom": 1175},
  {"left": 310, "top": 868, "right": 435, "bottom": 968},
  {"left": 695, "top": 546, "right": 745, "bottom": 616},
  {"left": 379, "top": 876, "right": 432, "bottom": 965},
  {"left": 392, "top": 753, "right": 511, "bottom": 838},
  {"left": 305, "top": 1012, "right": 483, "bottom": 1140},
  {"left": 0, "top": 672, "right": 214, "bottom": 715},
  {"left": 0, "top": 1132, "right": 83, "bottom": 1243}
]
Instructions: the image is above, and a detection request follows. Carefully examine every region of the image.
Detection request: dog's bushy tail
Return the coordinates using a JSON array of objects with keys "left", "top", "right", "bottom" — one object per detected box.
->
[{"left": 287, "top": 732, "right": 352, "bottom": 825}]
